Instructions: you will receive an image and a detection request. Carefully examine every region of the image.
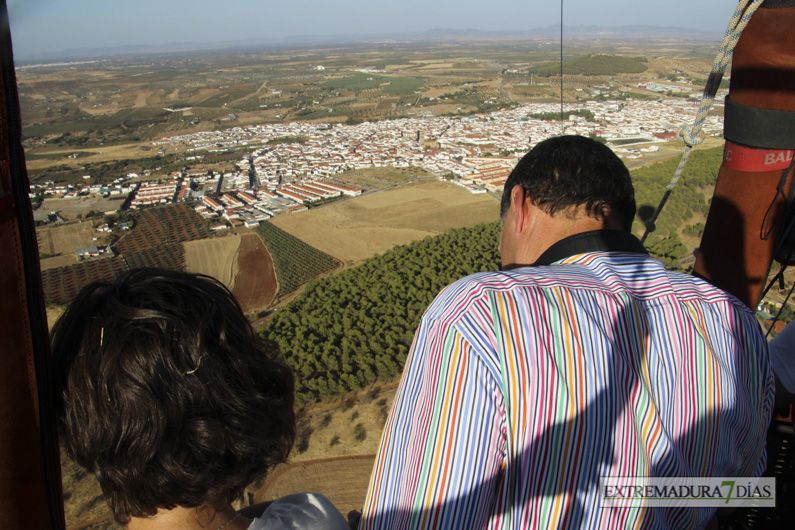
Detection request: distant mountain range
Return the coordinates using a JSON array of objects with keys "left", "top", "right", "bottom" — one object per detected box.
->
[
  {"left": 419, "top": 25, "right": 720, "bottom": 40},
  {"left": 15, "top": 25, "right": 722, "bottom": 62}
]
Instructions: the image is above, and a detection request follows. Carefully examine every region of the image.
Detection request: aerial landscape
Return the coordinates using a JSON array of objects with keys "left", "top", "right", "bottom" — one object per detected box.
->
[{"left": 8, "top": 0, "right": 793, "bottom": 527}]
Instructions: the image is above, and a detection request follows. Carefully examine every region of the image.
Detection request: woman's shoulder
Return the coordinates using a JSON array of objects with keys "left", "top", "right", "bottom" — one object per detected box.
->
[{"left": 246, "top": 493, "right": 350, "bottom": 530}]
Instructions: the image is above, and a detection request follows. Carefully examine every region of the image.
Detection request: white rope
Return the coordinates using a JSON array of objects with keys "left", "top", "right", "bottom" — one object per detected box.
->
[
  {"left": 641, "top": 0, "right": 765, "bottom": 242},
  {"left": 679, "top": 0, "right": 764, "bottom": 147}
]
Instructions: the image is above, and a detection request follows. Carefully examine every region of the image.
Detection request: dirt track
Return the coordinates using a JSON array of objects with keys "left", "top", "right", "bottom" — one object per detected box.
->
[{"left": 231, "top": 233, "right": 277, "bottom": 314}]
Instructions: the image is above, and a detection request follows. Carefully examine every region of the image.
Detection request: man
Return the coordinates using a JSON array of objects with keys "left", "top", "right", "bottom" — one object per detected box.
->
[{"left": 360, "top": 136, "right": 773, "bottom": 529}]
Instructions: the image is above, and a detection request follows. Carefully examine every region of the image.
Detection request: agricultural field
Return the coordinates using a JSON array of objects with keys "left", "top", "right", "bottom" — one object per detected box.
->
[
  {"left": 39, "top": 253, "right": 80, "bottom": 271},
  {"left": 270, "top": 179, "right": 500, "bottom": 265},
  {"left": 254, "top": 222, "right": 341, "bottom": 298},
  {"left": 230, "top": 233, "right": 278, "bottom": 313},
  {"left": 115, "top": 204, "right": 211, "bottom": 254},
  {"left": 42, "top": 204, "right": 211, "bottom": 305},
  {"left": 41, "top": 255, "right": 129, "bottom": 306},
  {"left": 323, "top": 73, "right": 425, "bottom": 94},
  {"left": 121, "top": 242, "right": 185, "bottom": 272},
  {"left": 529, "top": 54, "right": 649, "bottom": 77},
  {"left": 37, "top": 220, "right": 99, "bottom": 259},
  {"left": 184, "top": 234, "right": 242, "bottom": 288},
  {"left": 330, "top": 167, "right": 428, "bottom": 191},
  {"left": 184, "top": 233, "right": 278, "bottom": 313}
]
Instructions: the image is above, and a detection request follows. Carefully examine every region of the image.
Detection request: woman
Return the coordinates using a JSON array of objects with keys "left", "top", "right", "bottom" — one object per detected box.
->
[{"left": 51, "top": 268, "right": 349, "bottom": 529}]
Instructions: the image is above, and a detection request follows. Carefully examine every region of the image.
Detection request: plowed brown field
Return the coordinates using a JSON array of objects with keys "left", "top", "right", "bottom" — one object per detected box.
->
[{"left": 232, "top": 233, "right": 277, "bottom": 313}]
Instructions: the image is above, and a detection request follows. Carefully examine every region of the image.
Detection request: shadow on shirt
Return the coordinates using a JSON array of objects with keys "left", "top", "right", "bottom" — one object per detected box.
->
[{"left": 362, "top": 272, "right": 766, "bottom": 529}]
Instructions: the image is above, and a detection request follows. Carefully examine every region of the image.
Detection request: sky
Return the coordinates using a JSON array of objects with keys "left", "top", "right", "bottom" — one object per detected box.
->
[{"left": 8, "top": 0, "right": 734, "bottom": 59}]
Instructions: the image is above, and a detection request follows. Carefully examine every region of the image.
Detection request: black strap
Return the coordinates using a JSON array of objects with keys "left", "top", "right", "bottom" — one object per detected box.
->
[
  {"left": 725, "top": 99, "right": 795, "bottom": 150},
  {"left": 761, "top": 0, "right": 795, "bottom": 8},
  {"left": 533, "top": 230, "right": 648, "bottom": 266},
  {"left": 761, "top": 157, "right": 795, "bottom": 241}
]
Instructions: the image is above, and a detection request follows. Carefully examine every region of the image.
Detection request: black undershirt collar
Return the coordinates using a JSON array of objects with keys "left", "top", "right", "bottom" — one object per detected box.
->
[{"left": 532, "top": 230, "right": 648, "bottom": 266}]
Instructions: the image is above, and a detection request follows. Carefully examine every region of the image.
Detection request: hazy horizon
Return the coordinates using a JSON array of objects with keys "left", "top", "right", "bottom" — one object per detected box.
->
[{"left": 9, "top": 0, "right": 732, "bottom": 60}]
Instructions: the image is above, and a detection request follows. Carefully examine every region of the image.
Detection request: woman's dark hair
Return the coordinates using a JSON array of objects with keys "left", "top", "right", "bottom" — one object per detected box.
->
[
  {"left": 51, "top": 268, "right": 295, "bottom": 523},
  {"left": 500, "top": 135, "right": 636, "bottom": 230}
]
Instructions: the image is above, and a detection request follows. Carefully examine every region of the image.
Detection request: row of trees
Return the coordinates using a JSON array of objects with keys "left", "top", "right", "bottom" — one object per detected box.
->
[
  {"left": 529, "top": 109, "right": 596, "bottom": 122},
  {"left": 266, "top": 223, "right": 501, "bottom": 403},
  {"left": 255, "top": 222, "right": 341, "bottom": 297}
]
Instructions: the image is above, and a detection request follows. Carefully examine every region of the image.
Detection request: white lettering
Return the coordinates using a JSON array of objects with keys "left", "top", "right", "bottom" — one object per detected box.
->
[{"left": 764, "top": 151, "right": 794, "bottom": 166}]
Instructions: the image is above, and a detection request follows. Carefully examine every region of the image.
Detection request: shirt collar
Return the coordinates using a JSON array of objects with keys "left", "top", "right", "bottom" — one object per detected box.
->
[{"left": 532, "top": 230, "right": 648, "bottom": 266}]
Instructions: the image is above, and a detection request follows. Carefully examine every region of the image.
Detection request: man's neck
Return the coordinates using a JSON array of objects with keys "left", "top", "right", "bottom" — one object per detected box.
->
[
  {"left": 500, "top": 192, "right": 628, "bottom": 269},
  {"left": 510, "top": 218, "right": 622, "bottom": 268},
  {"left": 529, "top": 218, "right": 611, "bottom": 261},
  {"left": 532, "top": 229, "right": 646, "bottom": 266},
  {"left": 127, "top": 505, "right": 251, "bottom": 530}
]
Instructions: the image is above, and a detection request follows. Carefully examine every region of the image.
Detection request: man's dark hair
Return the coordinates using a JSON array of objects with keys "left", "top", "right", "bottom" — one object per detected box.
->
[
  {"left": 500, "top": 135, "right": 636, "bottom": 231},
  {"left": 51, "top": 268, "right": 295, "bottom": 523}
]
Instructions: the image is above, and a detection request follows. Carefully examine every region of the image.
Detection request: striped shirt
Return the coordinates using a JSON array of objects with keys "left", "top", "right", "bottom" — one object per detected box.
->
[{"left": 361, "top": 233, "right": 773, "bottom": 529}]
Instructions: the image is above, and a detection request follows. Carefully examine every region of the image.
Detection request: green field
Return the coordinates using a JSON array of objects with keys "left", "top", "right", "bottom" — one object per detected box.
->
[
  {"left": 324, "top": 74, "right": 424, "bottom": 94},
  {"left": 531, "top": 54, "right": 649, "bottom": 76}
]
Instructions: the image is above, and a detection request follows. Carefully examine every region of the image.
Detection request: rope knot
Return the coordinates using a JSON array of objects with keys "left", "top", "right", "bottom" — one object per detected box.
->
[{"left": 677, "top": 125, "right": 705, "bottom": 148}]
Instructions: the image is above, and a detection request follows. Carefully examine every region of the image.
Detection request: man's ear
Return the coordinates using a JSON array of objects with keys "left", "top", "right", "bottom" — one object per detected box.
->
[
  {"left": 599, "top": 203, "right": 625, "bottom": 230},
  {"left": 510, "top": 185, "right": 529, "bottom": 233}
]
